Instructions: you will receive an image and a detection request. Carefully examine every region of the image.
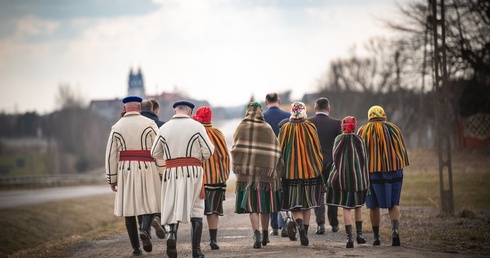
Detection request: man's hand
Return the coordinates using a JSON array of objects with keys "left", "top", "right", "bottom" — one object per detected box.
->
[{"left": 110, "top": 183, "right": 117, "bottom": 192}]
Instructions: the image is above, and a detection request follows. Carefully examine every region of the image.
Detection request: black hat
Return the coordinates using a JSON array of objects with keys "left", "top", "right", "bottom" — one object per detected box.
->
[
  {"left": 172, "top": 100, "right": 195, "bottom": 109},
  {"left": 122, "top": 95, "right": 143, "bottom": 104}
]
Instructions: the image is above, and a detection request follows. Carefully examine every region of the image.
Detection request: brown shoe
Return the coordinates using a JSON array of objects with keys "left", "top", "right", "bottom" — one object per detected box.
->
[
  {"left": 151, "top": 216, "right": 166, "bottom": 239},
  {"left": 287, "top": 221, "right": 297, "bottom": 241}
]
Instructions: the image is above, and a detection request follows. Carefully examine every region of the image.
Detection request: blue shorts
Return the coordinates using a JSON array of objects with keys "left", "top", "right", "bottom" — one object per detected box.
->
[{"left": 366, "top": 169, "right": 403, "bottom": 209}]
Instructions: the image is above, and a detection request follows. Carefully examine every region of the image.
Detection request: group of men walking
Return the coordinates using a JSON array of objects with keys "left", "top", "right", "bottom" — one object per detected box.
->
[
  {"left": 106, "top": 96, "right": 218, "bottom": 258},
  {"left": 105, "top": 92, "right": 409, "bottom": 257}
]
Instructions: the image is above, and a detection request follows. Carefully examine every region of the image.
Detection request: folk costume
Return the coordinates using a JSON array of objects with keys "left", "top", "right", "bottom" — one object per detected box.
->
[
  {"left": 151, "top": 100, "right": 215, "bottom": 258},
  {"left": 357, "top": 106, "right": 409, "bottom": 208},
  {"left": 325, "top": 116, "right": 369, "bottom": 248},
  {"left": 193, "top": 106, "right": 231, "bottom": 250},
  {"left": 326, "top": 116, "right": 369, "bottom": 209},
  {"left": 231, "top": 102, "right": 283, "bottom": 248},
  {"left": 278, "top": 102, "right": 324, "bottom": 246},
  {"left": 357, "top": 105, "right": 409, "bottom": 246},
  {"left": 105, "top": 95, "right": 162, "bottom": 255}
]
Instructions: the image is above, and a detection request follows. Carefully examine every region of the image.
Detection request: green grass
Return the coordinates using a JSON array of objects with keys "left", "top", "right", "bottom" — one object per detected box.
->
[{"left": 402, "top": 168, "right": 490, "bottom": 210}]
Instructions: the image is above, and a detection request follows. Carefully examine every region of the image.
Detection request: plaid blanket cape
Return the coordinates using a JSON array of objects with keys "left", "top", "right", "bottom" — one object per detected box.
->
[{"left": 231, "top": 104, "right": 283, "bottom": 182}]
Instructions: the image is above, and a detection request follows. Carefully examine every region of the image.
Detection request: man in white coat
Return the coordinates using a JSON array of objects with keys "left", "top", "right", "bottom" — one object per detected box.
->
[
  {"left": 151, "top": 100, "right": 214, "bottom": 258},
  {"left": 105, "top": 95, "right": 162, "bottom": 256}
]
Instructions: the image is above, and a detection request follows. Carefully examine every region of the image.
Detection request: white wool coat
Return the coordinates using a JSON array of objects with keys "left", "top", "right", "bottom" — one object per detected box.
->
[
  {"left": 105, "top": 111, "right": 162, "bottom": 217},
  {"left": 151, "top": 114, "right": 214, "bottom": 224}
]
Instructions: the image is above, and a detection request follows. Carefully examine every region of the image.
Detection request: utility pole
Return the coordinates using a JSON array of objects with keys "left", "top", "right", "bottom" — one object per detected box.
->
[{"left": 430, "top": 0, "right": 454, "bottom": 214}]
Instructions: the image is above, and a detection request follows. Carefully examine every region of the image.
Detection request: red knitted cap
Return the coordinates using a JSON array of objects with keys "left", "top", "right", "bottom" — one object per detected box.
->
[
  {"left": 193, "top": 106, "right": 212, "bottom": 123},
  {"left": 342, "top": 116, "right": 357, "bottom": 133}
]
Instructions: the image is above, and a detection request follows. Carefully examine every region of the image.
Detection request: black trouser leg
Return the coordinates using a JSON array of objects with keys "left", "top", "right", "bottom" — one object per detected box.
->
[
  {"left": 314, "top": 194, "right": 325, "bottom": 226},
  {"left": 139, "top": 214, "right": 154, "bottom": 252},
  {"left": 191, "top": 220, "right": 204, "bottom": 258},
  {"left": 125, "top": 216, "right": 141, "bottom": 255},
  {"left": 140, "top": 214, "right": 154, "bottom": 233},
  {"left": 137, "top": 215, "right": 143, "bottom": 230}
]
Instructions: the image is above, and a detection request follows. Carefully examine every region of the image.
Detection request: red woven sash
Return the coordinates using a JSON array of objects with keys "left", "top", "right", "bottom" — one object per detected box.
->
[
  {"left": 166, "top": 158, "right": 202, "bottom": 168},
  {"left": 119, "top": 150, "right": 155, "bottom": 162}
]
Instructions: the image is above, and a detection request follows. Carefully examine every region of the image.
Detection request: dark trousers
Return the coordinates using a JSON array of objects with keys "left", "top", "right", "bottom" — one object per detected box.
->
[
  {"left": 271, "top": 212, "right": 278, "bottom": 230},
  {"left": 314, "top": 193, "right": 338, "bottom": 227},
  {"left": 315, "top": 193, "right": 325, "bottom": 225}
]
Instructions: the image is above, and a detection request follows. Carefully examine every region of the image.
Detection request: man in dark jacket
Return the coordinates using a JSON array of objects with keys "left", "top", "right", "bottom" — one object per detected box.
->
[
  {"left": 141, "top": 99, "right": 164, "bottom": 128},
  {"left": 307, "top": 97, "right": 342, "bottom": 234},
  {"left": 263, "top": 92, "right": 290, "bottom": 237}
]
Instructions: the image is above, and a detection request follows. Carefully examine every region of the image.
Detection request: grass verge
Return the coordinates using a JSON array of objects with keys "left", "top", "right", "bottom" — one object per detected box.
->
[{"left": 0, "top": 193, "right": 124, "bottom": 257}]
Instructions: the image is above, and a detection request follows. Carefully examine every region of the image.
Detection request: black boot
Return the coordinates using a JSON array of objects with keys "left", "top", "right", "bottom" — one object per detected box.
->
[
  {"left": 167, "top": 223, "right": 179, "bottom": 258},
  {"left": 345, "top": 225, "right": 354, "bottom": 248},
  {"left": 296, "top": 219, "right": 309, "bottom": 246},
  {"left": 191, "top": 220, "right": 205, "bottom": 258},
  {"left": 392, "top": 220, "right": 400, "bottom": 246},
  {"left": 253, "top": 230, "right": 261, "bottom": 249},
  {"left": 209, "top": 229, "right": 219, "bottom": 250},
  {"left": 139, "top": 214, "right": 153, "bottom": 252},
  {"left": 262, "top": 230, "right": 270, "bottom": 246},
  {"left": 125, "top": 217, "right": 142, "bottom": 256},
  {"left": 373, "top": 226, "right": 381, "bottom": 246},
  {"left": 356, "top": 221, "right": 366, "bottom": 244}
]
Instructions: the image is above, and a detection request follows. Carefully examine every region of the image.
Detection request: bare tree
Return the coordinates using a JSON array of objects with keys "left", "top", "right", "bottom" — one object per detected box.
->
[
  {"left": 50, "top": 84, "right": 110, "bottom": 173},
  {"left": 55, "top": 84, "right": 87, "bottom": 110},
  {"left": 383, "top": 0, "right": 490, "bottom": 148}
]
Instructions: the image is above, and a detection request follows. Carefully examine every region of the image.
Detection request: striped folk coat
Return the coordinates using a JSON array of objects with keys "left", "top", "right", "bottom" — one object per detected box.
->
[
  {"left": 201, "top": 123, "right": 231, "bottom": 216},
  {"left": 325, "top": 133, "right": 370, "bottom": 208},
  {"left": 278, "top": 119, "right": 324, "bottom": 211},
  {"left": 357, "top": 120, "right": 409, "bottom": 173}
]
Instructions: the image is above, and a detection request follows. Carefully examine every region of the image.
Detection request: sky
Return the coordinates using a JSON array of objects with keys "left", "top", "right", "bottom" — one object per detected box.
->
[{"left": 0, "top": 0, "right": 410, "bottom": 114}]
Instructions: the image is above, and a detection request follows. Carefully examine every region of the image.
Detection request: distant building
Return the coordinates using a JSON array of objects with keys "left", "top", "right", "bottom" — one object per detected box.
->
[
  {"left": 89, "top": 98, "right": 122, "bottom": 121},
  {"left": 90, "top": 67, "right": 147, "bottom": 122},
  {"left": 89, "top": 67, "right": 211, "bottom": 122},
  {"left": 128, "top": 68, "right": 146, "bottom": 98}
]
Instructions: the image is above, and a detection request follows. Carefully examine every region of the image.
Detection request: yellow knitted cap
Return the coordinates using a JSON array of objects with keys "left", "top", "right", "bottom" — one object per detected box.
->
[{"left": 368, "top": 105, "right": 387, "bottom": 121}]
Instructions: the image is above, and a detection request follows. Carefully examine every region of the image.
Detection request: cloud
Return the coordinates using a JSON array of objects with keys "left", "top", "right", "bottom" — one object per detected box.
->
[
  {"left": 0, "top": 0, "right": 408, "bottom": 113},
  {"left": 15, "top": 16, "right": 60, "bottom": 39}
]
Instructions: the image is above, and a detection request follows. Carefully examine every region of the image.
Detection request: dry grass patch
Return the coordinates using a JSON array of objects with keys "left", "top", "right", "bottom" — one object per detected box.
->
[{"left": 0, "top": 194, "right": 124, "bottom": 257}]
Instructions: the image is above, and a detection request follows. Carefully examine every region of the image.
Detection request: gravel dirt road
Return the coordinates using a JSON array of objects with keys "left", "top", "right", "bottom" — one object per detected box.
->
[{"left": 63, "top": 193, "right": 484, "bottom": 258}]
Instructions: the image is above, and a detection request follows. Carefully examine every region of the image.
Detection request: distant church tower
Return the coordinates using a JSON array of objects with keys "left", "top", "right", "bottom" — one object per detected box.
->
[{"left": 128, "top": 67, "right": 146, "bottom": 97}]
